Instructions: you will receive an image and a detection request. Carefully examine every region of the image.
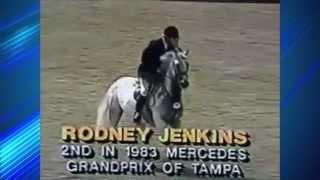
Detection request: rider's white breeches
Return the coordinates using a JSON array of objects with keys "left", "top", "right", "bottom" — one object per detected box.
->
[{"left": 139, "top": 78, "right": 147, "bottom": 97}]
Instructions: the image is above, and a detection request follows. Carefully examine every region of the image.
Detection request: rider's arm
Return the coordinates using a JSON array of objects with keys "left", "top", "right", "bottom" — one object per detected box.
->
[{"left": 141, "top": 41, "right": 162, "bottom": 71}]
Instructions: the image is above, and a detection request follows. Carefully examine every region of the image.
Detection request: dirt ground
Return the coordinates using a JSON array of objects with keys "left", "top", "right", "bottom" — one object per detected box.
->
[{"left": 41, "top": 0, "right": 279, "bottom": 179}]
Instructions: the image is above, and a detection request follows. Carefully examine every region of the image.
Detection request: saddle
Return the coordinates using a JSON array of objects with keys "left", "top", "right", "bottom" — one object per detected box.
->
[
  {"left": 133, "top": 79, "right": 156, "bottom": 126},
  {"left": 133, "top": 78, "right": 155, "bottom": 104},
  {"left": 133, "top": 79, "right": 141, "bottom": 101},
  {"left": 133, "top": 78, "right": 181, "bottom": 110}
]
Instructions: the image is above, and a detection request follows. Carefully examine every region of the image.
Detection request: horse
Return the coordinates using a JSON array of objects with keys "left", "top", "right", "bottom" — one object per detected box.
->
[{"left": 96, "top": 48, "right": 190, "bottom": 133}]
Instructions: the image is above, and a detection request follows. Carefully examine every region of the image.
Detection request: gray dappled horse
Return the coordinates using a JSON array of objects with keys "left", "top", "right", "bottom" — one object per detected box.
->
[{"left": 96, "top": 48, "right": 190, "bottom": 133}]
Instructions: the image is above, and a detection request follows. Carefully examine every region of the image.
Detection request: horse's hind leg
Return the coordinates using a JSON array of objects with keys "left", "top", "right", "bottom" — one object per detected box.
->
[{"left": 109, "top": 95, "right": 123, "bottom": 127}]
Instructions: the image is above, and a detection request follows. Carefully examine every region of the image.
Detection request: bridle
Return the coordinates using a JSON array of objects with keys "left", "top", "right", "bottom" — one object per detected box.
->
[{"left": 161, "top": 50, "right": 189, "bottom": 88}]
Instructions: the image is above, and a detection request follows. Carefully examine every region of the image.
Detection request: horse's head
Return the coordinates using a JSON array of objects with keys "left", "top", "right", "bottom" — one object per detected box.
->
[{"left": 159, "top": 48, "right": 190, "bottom": 89}]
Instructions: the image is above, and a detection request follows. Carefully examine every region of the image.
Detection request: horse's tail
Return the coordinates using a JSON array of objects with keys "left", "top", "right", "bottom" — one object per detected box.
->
[{"left": 96, "top": 84, "right": 114, "bottom": 127}]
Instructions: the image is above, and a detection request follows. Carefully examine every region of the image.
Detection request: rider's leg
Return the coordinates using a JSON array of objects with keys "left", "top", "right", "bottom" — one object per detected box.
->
[
  {"left": 134, "top": 94, "right": 145, "bottom": 122},
  {"left": 134, "top": 74, "right": 150, "bottom": 123}
]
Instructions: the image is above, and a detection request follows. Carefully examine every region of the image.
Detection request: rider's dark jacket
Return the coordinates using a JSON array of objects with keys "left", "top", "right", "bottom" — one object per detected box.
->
[{"left": 139, "top": 37, "right": 174, "bottom": 75}]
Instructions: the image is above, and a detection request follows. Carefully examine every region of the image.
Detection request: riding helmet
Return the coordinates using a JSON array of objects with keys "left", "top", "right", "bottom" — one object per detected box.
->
[{"left": 164, "top": 26, "right": 179, "bottom": 39}]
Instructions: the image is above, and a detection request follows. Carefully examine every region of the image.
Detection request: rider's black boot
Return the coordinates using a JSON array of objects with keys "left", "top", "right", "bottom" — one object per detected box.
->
[{"left": 134, "top": 95, "right": 145, "bottom": 123}]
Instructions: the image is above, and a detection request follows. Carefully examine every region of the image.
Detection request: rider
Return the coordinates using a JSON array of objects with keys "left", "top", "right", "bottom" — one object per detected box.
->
[{"left": 133, "top": 26, "right": 180, "bottom": 123}]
